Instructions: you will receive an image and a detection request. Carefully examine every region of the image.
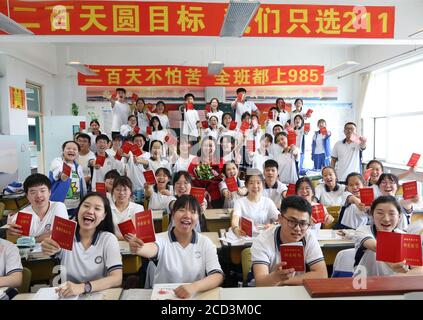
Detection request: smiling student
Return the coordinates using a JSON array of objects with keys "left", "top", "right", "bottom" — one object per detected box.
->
[
  {"left": 128, "top": 195, "right": 224, "bottom": 298},
  {"left": 145, "top": 167, "right": 176, "bottom": 211},
  {"left": 41, "top": 192, "right": 123, "bottom": 298},
  {"left": 262, "top": 160, "right": 287, "bottom": 209},
  {"left": 252, "top": 196, "right": 328, "bottom": 286},
  {"left": 315, "top": 166, "right": 346, "bottom": 207},
  {"left": 0, "top": 238, "right": 23, "bottom": 289}
]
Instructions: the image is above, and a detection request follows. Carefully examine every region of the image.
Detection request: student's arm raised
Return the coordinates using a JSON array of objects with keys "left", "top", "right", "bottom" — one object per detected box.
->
[{"left": 128, "top": 234, "right": 158, "bottom": 258}]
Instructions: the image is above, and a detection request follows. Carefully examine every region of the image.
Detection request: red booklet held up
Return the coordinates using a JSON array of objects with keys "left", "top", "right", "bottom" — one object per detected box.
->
[
  {"left": 240, "top": 216, "right": 253, "bottom": 237},
  {"left": 363, "top": 168, "right": 373, "bottom": 181},
  {"left": 96, "top": 182, "right": 106, "bottom": 195},
  {"left": 280, "top": 242, "right": 305, "bottom": 272},
  {"left": 407, "top": 153, "right": 421, "bottom": 167},
  {"left": 164, "top": 134, "right": 178, "bottom": 146},
  {"left": 312, "top": 204, "right": 326, "bottom": 223},
  {"left": 304, "top": 123, "right": 310, "bottom": 133},
  {"left": 115, "top": 150, "right": 123, "bottom": 161},
  {"left": 201, "top": 120, "right": 209, "bottom": 129},
  {"left": 287, "top": 131, "right": 296, "bottom": 146},
  {"left": 95, "top": 155, "right": 106, "bottom": 167},
  {"left": 246, "top": 140, "right": 256, "bottom": 153},
  {"left": 225, "top": 176, "right": 238, "bottom": 193},
  {"left": 376, "top": 231, "right": 423, "bottom": 266},
  {"left": 134, "top": 126, "right": 140, "bottom": 134},
  {"left": 286, "top": 184, "right": 296, "bottom": 197},
  {"left": 118, "top": 219, "right": 136, "bottom": 238},
  {"left": 131, "top": 144, "right": 143, "bottom": 157},
  {"left": 205, "top": 105, "right": 211, "bottom": 113},
  {"left": 143, "top": 170, "right": 157, "bottom": 185},
  {"left": 402, "top": 181, "right": 418, "bottom": 200},
  {"left": 305, "top": 109, "right": 313, "bottom": 117},
  {"left": 240, "top": 121, "right": 250, "bottom": 133},
  {"left": 186, "top": 103, "right": 194, "bottom": 111},
  {"left": 15, "top": 212, "right": 32, "bottom": 236},
  {"left": 121, "top": 141, "right": 132, "bottom": 154},
  {"left": 51, "top": 216, "right": 76, "bottom": 251},
  {"left": 79, "top": 121, "right": 86, "bottom": 131},
  {"left": 359, "top": 187, "right": 374, "bottom": 206},
  {"left": 131, "top": 93, "right": 138, "bottom": 102},
  {"left": 229, "top": 121, "right": 237, "bottom": 130},
  {"left": 146, "top": 126, "right": 153, "bottom": 135},
  {"left": 285, "top": 124, "right": 294, "bottom": 132},
  {"left": 62, "top": 162, "right": 71, "bottom": 177},
  {"left": 190, "top": 187, "right": 205, "bottom": 204},
  {"left": 267, "top": 110, "right": 274, "bottom": 120},
  {"left": 237, "top": 92, "right": 244, "bottom": 102},
  {"left": 320, "top": 127, "right": 327, "bottom": 135},
  {"left": 135, "top": 210, "right": 156, "bottom": 243}
]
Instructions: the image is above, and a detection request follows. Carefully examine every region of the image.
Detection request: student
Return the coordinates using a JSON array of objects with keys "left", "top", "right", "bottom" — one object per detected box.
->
[
  {"left": 275, "top": 98, "right": 290, "bottom": 126},
  {"left": 87, "top": 120, "right": 102, "bottom": 153},
  {"left": 251, "top": 196, "right": 328, "bottom": 286},
  {"left": 0, "top": 238, "right": 23, "bottom": 289},
  {"left": 274, "top": 132, "right": 299, "bottom": 184},
  {"left": 293, "top": 114, "right": 307, "bottom": 173},
  {"left": 49, "top": 141, "right": 87, "bottom": 217},
  {"left": 41, "top": 193, "right": 123, "bottom": 297},
  {"left": 354, "top": 196, "right": 423, "bottom": 276},
  {"left": 111, "top": 87, "right": 131, "bottom": 139},
  {"left": 7, "top": 174, "right": 68, "bottom": 242},
  {"left": 148, "top": 100, "right": 169, "bottom": 129},
  {"left": 295, "top": 177, "right": 334, "bottom": 229},
  {"left": 120, "top": 115, "right": 138, "bottom": 140},
  {"left": 315, "top": 166, "right": 345, "bottom": 207},
  {"left": 106, "top": 134, "right": 123, "bottom": 160},
  {"left": 231, "top": 87, "right": 259, "bottom": 127},
  {"left": 289, "top": 98, "right": 306, "bottom": 124},
  {"left": 311, "top": 119, "right": 331, "bottom": 170},
  {"left": 205, "top": 98, "right": 223, "bottom": 125},
  {"left": 248, "top": 134, "right": 272, "bottom": 174},
  {"left": 148, "top": 140, "right": 171, "bottom": 173},
  {"left": 128, "top": 195, "right": 224, "bottom": 297},
  {"left": 262, "top": 160, "right": 287, "bottom": 209},
  {"left": 104, "top": 169, "right": 121, "bottom": 202},
  {"left": 125, "top": 134, "right": 151, "bottom": 197},
  {"left": 201, "top": 115, "right": 220, "bottom": 141},
  {"left": 219, "top": 161, "right": 247, "bottom": 209},
  {"left": 231, "top": 170, "right": 279, "bottom": 237},
  {"left": 365, "top": 159, "right": 384, "bottom": 187},
  {"left": 170, "top": 137, "right": 196, "bottom": 173},
  {"left": 220, "top": 135, "right": 241, "bottom": 165},
  {"left": 268, "top": 124, "right": 284, "bottom": 157},
  {"left": 180, "top": 93, "right": 200, "bottom": 139},
  {"left": 110, "top": 176, "right": 144, "bottom": 240},
  {"left": 331, "top": 122, "right": 367, "bottom": 182},
  {"left": 148, "top": 116, "right": 168, "bottom": 145},
  {"left": 76, "top": 133, "right": 96, "bottom": 187},
  {"left": 134, "top": 98, "right": 150, "bottom": 134},
  {"left": 265, "top": 107, "right": 284, "bottom": 136},
  {"left": 145, "top": 168, "right": 176, "bottom": 211},
  {"left": 219, "top": 112, "right": 236, "bottom": 137}
]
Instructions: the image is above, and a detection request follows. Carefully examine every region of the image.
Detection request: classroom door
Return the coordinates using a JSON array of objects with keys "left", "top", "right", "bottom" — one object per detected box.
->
[{"left": 26, "top": 83, "right": 43, "bottom": 174}]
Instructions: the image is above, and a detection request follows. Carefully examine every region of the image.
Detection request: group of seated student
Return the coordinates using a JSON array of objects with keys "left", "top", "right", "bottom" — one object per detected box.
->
[{"left": 1, "top": 87, "right": 422, "bottom": 299}]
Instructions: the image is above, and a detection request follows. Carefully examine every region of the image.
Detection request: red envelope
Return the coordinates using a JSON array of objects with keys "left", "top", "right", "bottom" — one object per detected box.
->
[
  {"left": 62, "top": 162, "right": 71, "bottom": 177},
  {"left": 229, "top": 121, "right": 237, "bottom": 130},
  {"left": 287, "top": 131, "right": 296, "bottom": 146},
  {"left": 164, "top": 134, "right": 178, "bottom": 146},
  {"left": 286, "top": 184, "right": 296, "bottom": 197},
  {"left": 186, "top": 103, "right": 194, "bottom": 111},
  {"left": 96, "top": 182, "right": 106, "bottom": 195},
  {"left": 304, "top": 123, "right": 310, "bottom": 133},
  {"left": 407, "top": 153, "right": 421, "bottom": 167},
  {"left": 240, "top": 121, "right": 250, "bottom": 133},
  {"left": 190, "top": 187, "right": 205, "bottom": 204},
  {"left": 121, "top": 141, "right": 133, "bottom": 154},
  {"left": 143, "top": 170, "right": 157, "bottom": 185},
  {"left": 359, "top": 187, "right": 374, "bottom": 206},
  {"left": 51, "top": 216, "right": 76, "bottom": 251},
  {"left": 131, "top": 93, "right": 138, "bottom": 102},
  {"left": 280, "top": 243, "right": 305, "bottom": 272},
  {"left": 95, "top": 155, "right": 106, "bottom": 167},
  {"left": 115, "top": 150, "right": 123, "bottom": 161},
  {"left": 146, "top": 126, "right": 153, "bottom": 135},
  {"left": 79, "top": 121, "right": 86, "bottom": 130},
  {"left": 135, "top": 210, "right": 156, "bottom": 243},
  {"left": 246, "top": 140, "right": 256, "bottom": 153},
  {"left": 131, "top": 144, "right": 143, "bottom": 157},
  {"left": 15, "top": 212, "right": 32, "bottom": 236},
  {"left": 205, "top": 105, "right": 211, "bottom": 112},
  {"left": 402, "top": 181, "right": 418, "bottom": 200},
  {"left": 225, "top": 176, "right": 238, "bottom": 193},
  {"left": 201, "top": 120, "right": 209, "bottom": 129},
  {"left": 305, "top": 109, "right": 313, "bottom": 117},
  {"left": 134, "top": 126, "right": 140, "bottom": 134},
  {"left": 376, "top": 232, "right": 423, "bottom": 266},
  {"left": 320, "top": 127, "right": 327, "bottom": 135},
  {"left": 237, "top": 92, "right": 244, "bottom": 102},
  {"left": 240, "top": 216, "right": 253, "bottom": 237},
  {"left": 312, "top": 204, "right": 326, "bottom": 223},
  {"left": 118, "top": 219, "right": 136, "bottom": 238},
  {"left": 363, "top": 168, "right": 373, "bottom": 181}
]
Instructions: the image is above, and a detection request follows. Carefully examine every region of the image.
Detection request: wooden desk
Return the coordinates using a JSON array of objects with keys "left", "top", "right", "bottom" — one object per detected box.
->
[
  {"left": 0, "top": 194, "right": 29, "bottom": 210},
  {"left": 203, "top": 232, "right": 221, "bottom": 250},
  {"left": 204, "top": 209, "right": 232, "bottom": 232},
  {"left": 120, "top": 287, "right": 220, "bottom": 300},
  {"left": 411, "top": 212, "right": 423, "bottom": 223},
  {"left": 13, "top": 288, "right": 123, "bottom": 300}
]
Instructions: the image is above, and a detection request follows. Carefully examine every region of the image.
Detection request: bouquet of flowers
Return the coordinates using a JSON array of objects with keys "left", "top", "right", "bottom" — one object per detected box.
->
[{"left": 194, "top": 163, "right": 219, "bottom": 180}]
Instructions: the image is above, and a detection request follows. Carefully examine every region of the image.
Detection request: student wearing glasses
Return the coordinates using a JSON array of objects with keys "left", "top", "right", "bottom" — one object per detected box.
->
[{"left": 251, "top": 196, "right": 328, "bottom": 286}]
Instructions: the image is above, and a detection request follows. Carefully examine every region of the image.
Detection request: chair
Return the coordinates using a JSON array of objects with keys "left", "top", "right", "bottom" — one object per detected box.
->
[
  {"left": 241, "top": 247, "right": 252, "bottom": 284},
  {"left": 331, "top": 248, "right": 356, "bottom": 278},
  {"left": 0, "top": 202, "right": 5, "bottom": 219},
  {"left": 323, "top": 206, "right": 342, "bottom": 229},
  {"left": 161, "top": 212, "right": 169, "bottom": 231},
  {"left": 18, "top": 267, "right": 32, "bottom": 293}
]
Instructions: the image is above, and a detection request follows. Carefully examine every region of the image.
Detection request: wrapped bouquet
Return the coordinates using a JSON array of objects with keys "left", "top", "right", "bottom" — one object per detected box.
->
[{"left": 194, "top": 163, "right": 219, "bottom": 180}]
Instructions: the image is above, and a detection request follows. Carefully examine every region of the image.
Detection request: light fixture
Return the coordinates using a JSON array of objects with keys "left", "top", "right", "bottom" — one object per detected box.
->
[
  {"left": 208, "top": 61, "right": 224, "bottom": 75},
  {"left": 220, "top": 0, "right": 260, "bottom": 37},
  {"left": 323, "top": 61, "right": 360, "bottom": 75},
  {"left": 0, "top": 12, "right": 34, "bottom": 35},
  {"left": 66, "top": 62, "right": 98, "bottom": 76}
]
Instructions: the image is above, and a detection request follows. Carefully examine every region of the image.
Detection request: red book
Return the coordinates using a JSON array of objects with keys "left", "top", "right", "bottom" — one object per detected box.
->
[
  {"left": 304, "top": 123, "right": 310, "bottom": 133},
  {"left": 131, "top": 144, "right": 143, "bottom": 157},
  {"left": 201, "top": 120, "right": 209, "bottom": 129},
  {"left": 190, "top": 187, "right": 205, "bottom": 204},
  {"left": 96, "top": 182, "right": 106, "bottom": 195},
  {"left": 225, "top": 176, "right": 238, "bottom": 193},
  {"left": 205, "top": 105, "right": 211, "bottom": 113},
  {"left": 376, "top": 232, "right": 423, "bottom": 266},
  {"left": 320, "top": 127, "right": 327, "bottom": 135},
  {"left": 350, "top": 132, "right": 361, "bottom": 144},
  {"left": 135, "top": 210, "right": 156, "bottom": 243},
  {"left": 95, "top": 155, "right": 106, "bottom": 167},
  {"left": 305, "top": 109, "right": 313, "bottom": 117},
  {"left": 237, "top": 92, "right": 244, "bottom": 102},
  {"left": 62, "top": 162, "right": 71, "bottom": 177},
  {"left": 186, "top": 103, "right": 194, "bottom": 111},
  {"left": 402, "top": 181, "right": 418, "bottom": 200},
  {"left": 131, "top": 93, "right": 138, "bottom": 102},
  {"left": 143, "top": 170, "right": 157, "bottom": 185},
  {"left": 240, "top": 216, "right": 253, "bottom": 237},
  {"left": 114, "top": 150, "right": 122, "bottom": 161},
  {"left": 146, "top": 126, "right": 153, "bottom": 135},
  {"left": 285, "top": 124, "right": 294, "bottom": 132},
  {"left": 111, "top": 92, "right": 117, "bottom": 100},
  {"left": 51, "top": 216, "right": 76, "bottom": 251},
  {"left": 79, "top": 121, "right": 86, "bottom": 130},
  {"left": 246, "top": 140, "right": 256, "bottom": 153},
  {"left": 267, "top": 110, "right": 274, "bottom": 120},
  {"left": 286, "top": 184, "right": 296, "bottom": 197},
  {"left": 164, "top": 134, "right": 177, "bottom": 146},
  {"left": 280, "top": 243, "right": 305, "bottom": 272},
  {"left": 240, "top": 121, "right": 250, "bottom": 133},
  {"left": 287, "top": 131, "right": 296, "bottom": 146},
  {"left": 407, "top": 153, "right": 421, "bottom": 167},
  {"left": 118, "top": 219, "right": 136, "bottom": 238},
  {"left": 134, "top": 126, "right": 140, "bottom": 134},
  {"left": 312, "top": 204, "right": 326, "bottom": 223},
  {"left": 363, "top": 168, "right": 373, "bottom": 181},
  {"left": 359, "top": 187, "right": 374, "bottom": 206},
  {"left": 121, "top": 141, "right": 132, "bottom": 154},
  {"left": 15, "top": 212, "right": 32, "bottom": 236},
  {"left": 229, "top": 121, "right": 237, "bottom": 130}
]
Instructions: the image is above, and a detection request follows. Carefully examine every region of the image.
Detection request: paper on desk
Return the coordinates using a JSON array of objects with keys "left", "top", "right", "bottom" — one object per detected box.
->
[
  {"left": 219, "top": 228, "right": 253, "bottom": 245},
  {"left": 151, "top": 283, "right": 196, "bottom": 300},
  {"left": 314, "top": 229, "right": 344, "bottom": 241},
  {"left": 32, "top": 287, "right": 79, "bottom": 300},
  {"left": 121, "top": 289, "right": 152, "bottom": 300}
]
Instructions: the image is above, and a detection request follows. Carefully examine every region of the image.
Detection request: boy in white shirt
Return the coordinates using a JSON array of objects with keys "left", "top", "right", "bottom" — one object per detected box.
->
[
  {"left": 111, "top": 87, "right": 131, "bottom": 139},
  {"left": 0, "top": 238, "right": 23, "bottom": 288},
  {"left": 262, "top": 160, "right": 287, "bottom": 209},
  {"left": 231, "top": 88, "right": 260, "bottom": 127},
  {"left": 76, "top": 133, "right": 96, "bottom": 186},
  {"left": 180, "top": 93, "right": 200, "bottom": 139}
]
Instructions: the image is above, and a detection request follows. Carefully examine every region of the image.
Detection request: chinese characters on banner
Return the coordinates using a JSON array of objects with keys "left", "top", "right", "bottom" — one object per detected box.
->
[
  {"left": 9, "top": 86, "right": 26, "bottom": 110},
  {"left": 78, "top": 65, "right": 325, "bottom": 86},
  {"left": 1, "top": 1, "right": 395, "bottom": 38}
]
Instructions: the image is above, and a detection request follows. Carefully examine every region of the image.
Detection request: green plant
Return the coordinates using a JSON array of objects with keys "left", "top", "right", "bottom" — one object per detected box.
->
[{"left": 71, "top": 103, "right": 79, "bottom": 116}]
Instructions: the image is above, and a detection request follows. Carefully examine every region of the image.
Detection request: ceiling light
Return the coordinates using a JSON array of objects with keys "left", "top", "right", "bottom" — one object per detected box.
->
[
  {"left": 323, "top": 61, "right": 360, "bottom": 75},
  {"left": 220, "top": 0, "right": 260, "bottom": 37},
  {"left": 208, "top": 61, "right": 224, "bottom": 75},
  {"left": 0, "top": 12, "right": 34, "bottom": 35},
  {"left": 66, "top": 62, "right": 98, "bottom": 76}
]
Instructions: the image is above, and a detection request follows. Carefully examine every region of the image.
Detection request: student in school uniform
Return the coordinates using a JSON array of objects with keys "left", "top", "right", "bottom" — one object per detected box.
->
[
  {"left": 315, "top": 166, "right": 346, "bottom": 207},
  {"left": 274, "top": 132, "right": 299, "bottom": 184},
  {"left": 205, "top": 98, "right": 223, "bottom": 125},
  {"left": 311, "top": 119, "right": 331, "bottom": 170},
  {"left": 219, "top": 112, "right": 235, "bottom": 137},
  {"left": 128, "top": 195, "right": 224, "bottom": 298},
  {"left": 169, "top": 171, "right": 207, "bottom": 214},
  {"left": 145, "top": 168, "right": 176, "bottom": 211},
  {"left": 262, "top": 160, "right": 287, "bottom": 209},
  {"left": 220, "top": 135, "right": 242, "bottom": 165},
  {"left": 265, "top": 107, "right": 284, "bottom": 136},
  {"left": 248, "top": 134, "right": 272, "bottom": 174},
  {"left": 125, "top": 134, "right": 151, "bottom": 194},
  {"left": 268, "top": 124, "right": 285, "bottom": 157},
  {"left": 148, "top": 100, "right": 170, "bottom": 130},
  {"left": 231, "top": 169, "right": 279, "bottom": 237},
  {"left": 275, "top": 98, "right": 290, "bottom": 126},
  {"left": 0, "top": 238, "right": 23, "bottom": 289},
  {"left": 148, "top": 116, "right": 168, "bottom": 151},
  {"left": 87, "top": 120, "right": 102, "bottom": 154},
  {"left": 49, "top": 141, "right": 87, "bottom": 217},
  {"left": 293, "top": 114, "right": 307, "bottom": 173},
  {"left": 353, "top": 196, "right": 423, "bottom": 277},
  {"left": 148, "top": 140, "right": 171, "bottom": 173},
  {"left": 7, "top": 174, "right": 68, "bottom": 242},
  {"left": 105, "top": 134, "right": 123, "bottom": 162},
  {"left": 219, "top": 161, "right": 247, "bottom": 209},
  {"left": 180, "top": 93, "right": 200, "bottom": 139},
  {"left": 231, "top": 87, "right": 260, "bottom": 127},
  {"left": 201, "top": 115, "right": 220, "bottom": 141},
  {"left": 289, "top": 98, "right": 307, "bottom": 124},
  {"left": 110, "top": 87, "right": 131, "bottom": 140},
  {"left": 76, "top": 133, "right": 96, "bottom": 188},
  {"left": 109, "top": 176, "right": 144, "bottom": 240},
  {"left": 170, "top": 137, "right": 196, "bottom": 174},
  {"left": 104, "top": 169, "right": 121, "bottom": 203},
  {"left": 331, "top": 122, "right": 367, "bottom": 182},
  {"left": 252, "top": 196, "right": 328, "bottom": 286},
  {"left": 119, "top": 115, "right": 139, "bottom": 141},
  {"left": 134, "top": 98, "right": 150, "bottom": 135},
  {"left": 41, "top": 193, "right": 123, "bottom": 297}
]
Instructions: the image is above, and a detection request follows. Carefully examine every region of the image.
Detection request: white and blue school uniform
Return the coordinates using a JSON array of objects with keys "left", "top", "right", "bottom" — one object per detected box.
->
[
  {"left": 207, "top": 110, "right": 224, "bottom": 125},
  {"left": 218, "top": 178, "right": 245, "bottom": 209},
  {"left": 136, "top": 111, "right": 150, "bottom": 135},
  {"left": 275, "top": 151, "right": 299, "bottom": 184},
  {"left": 335, "top": 192, "right": 370, "bottom": 230},
  {"left": 91, "top": 153, "right": 125, "bottom": 191},
  {"left": 181, "top": 109, "right": 200, "bottom": 138},
  {"left": 250, "top": 150, "right": 270, "bottom": 174},
  {"left": 149, "top": 113, "right": 170, "bottom": 129},
  {"left": 311, "top": 130, "right": 331, "bottom": 170},
  {"left": 294, "top": 126, "right": 305, "bottom": 173},
  {"left": 148, "top": 187, "right": 176, "bottom": 211},
  {"left": 0, "top": 238, "right": 23, "bottom": 278},
  {"left": 315, "top": 183, "right": 346, "bottom": 207},
  {"left": 263, "top": 181, "right": 288, "bottom": 209},
  {"left": 111, "top": 101, "right": 131, "bottom": 133},
  {"left": 234, "top": 100, "right": 258, "bottom": 127},
  {"left": 126, "top": 151, "right": 151, "bottom": 191},
  {"left": 331, "top": 139, "right": 364, "bottom": 182},
  {"left": 172, "top": 154, "right": 196, "bottom": 173},
  {"left": 289, "top": 109, "right": 305, "bottom": 124},
  {"left": 110, "top": 201, "right": 144, "bottom": 238},
  {"left": 148, "top": 158, "right": 171, "bottom": 174}
]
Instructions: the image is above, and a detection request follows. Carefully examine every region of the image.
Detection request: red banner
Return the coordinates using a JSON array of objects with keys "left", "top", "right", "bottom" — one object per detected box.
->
[
  {"left": 1, "top": 1, "right": 395, "bottom": 38},
  {"left": 78, "top": 65, "right": 324, "bottom": 87}
]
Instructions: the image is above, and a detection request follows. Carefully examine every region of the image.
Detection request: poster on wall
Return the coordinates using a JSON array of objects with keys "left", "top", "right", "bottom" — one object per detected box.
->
[{"left": 9, "top": 86, "right": 26, "bottom": 110}]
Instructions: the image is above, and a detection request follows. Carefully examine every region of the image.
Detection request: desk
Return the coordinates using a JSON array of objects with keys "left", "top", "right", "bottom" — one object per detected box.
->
[
  {"left": 203, "top": 232, "right": 221, "bottom": 250},
  {"left": 0, "top": 194, "right": 29, "bottom": 210},
  {"left": 411, "top": 212, "right": 423, "bottom": 223},
  {"left": 120, "top": 287, "right": 220, "bottom": 300},
  {"left": 13, "top": 288, "right": 123, "bottom": 300},
  {"left": 204, "top": 209, "right": 232, "bottom": 232}
]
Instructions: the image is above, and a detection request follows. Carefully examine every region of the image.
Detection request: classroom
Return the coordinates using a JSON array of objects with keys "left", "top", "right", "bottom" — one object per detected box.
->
[{"left": 0, "top": 0, "right": 423, "bottom": 303}]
